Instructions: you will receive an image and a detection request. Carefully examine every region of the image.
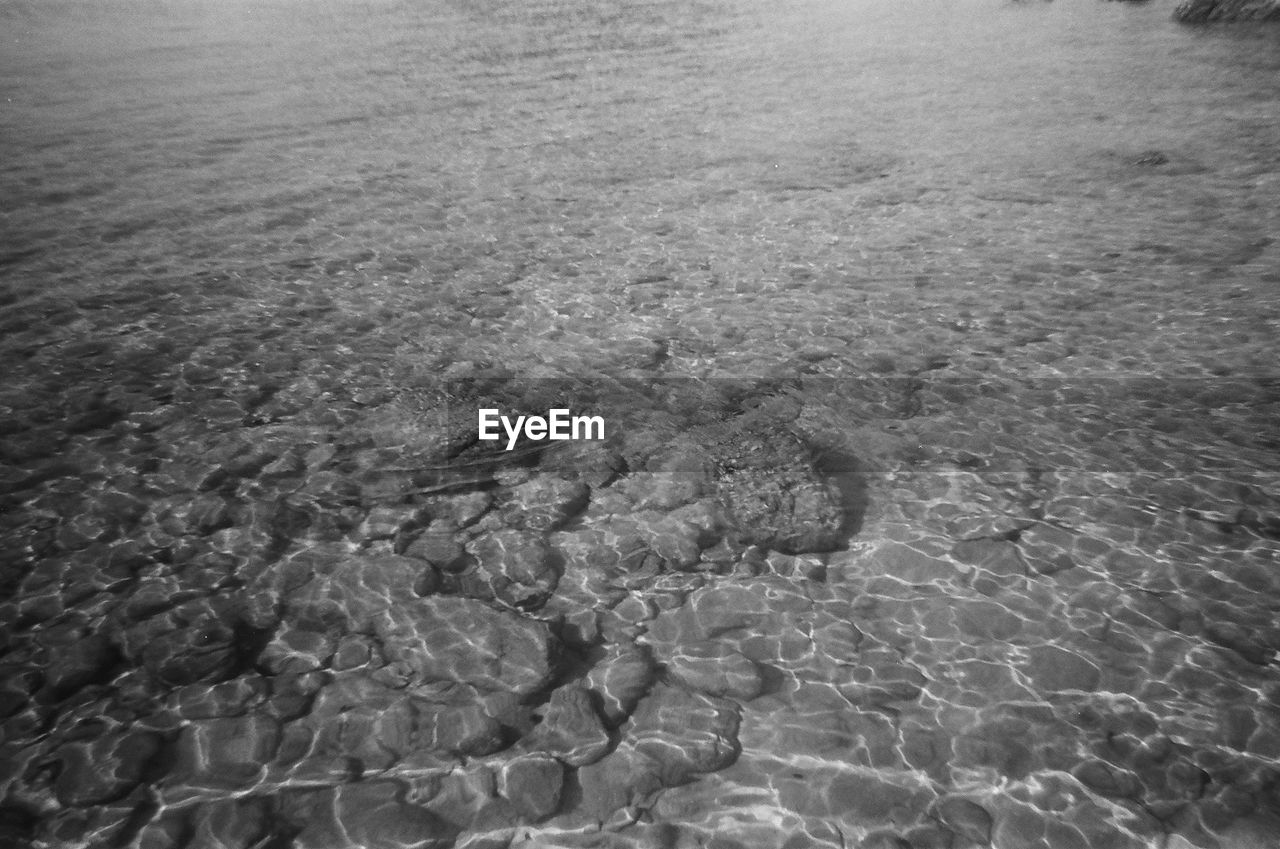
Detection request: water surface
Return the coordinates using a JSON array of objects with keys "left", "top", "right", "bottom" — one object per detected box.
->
[{"left": 2, "top": 1, "right": 1279, "bottom": 848}]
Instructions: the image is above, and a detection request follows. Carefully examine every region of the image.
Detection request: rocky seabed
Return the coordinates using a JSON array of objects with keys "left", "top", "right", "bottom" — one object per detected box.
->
[{"left": 3, "top": 376, "right": 1280, "bottom": 849}]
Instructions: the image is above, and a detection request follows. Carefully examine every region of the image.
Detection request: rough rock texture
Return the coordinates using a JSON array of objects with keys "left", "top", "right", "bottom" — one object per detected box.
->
[
  {"left": 688, "top": 407, "right": 852, "bottom": 555},
  {"left": 584, "top": 644, "right": 657, "bottom": 726},
  {"left": 627, "top": 684, "right": 741, "bottom": 785},
  {"left": 466, "top": 529, "right": 560, "bottom": 610},
  {"left": 521, "top": 684, "right": 611, "bottom": 766},
  {"left": 499, "top": 755, "right": 565, "bottom": 821},
  {"left": 51, "top": 729, "right": 163, "bottom": 807},
  {"left": 378, "top": 595, "right": 558, "bottom": 695},
  {"left": 1175, "top": 0, "right": 1280, "bottom": 20},
  {"left": 291, "top": 781, "right": 455, "bottom": 849},
  {"left": 5, "top": 367, "right": 1280, "bottom": 849}
]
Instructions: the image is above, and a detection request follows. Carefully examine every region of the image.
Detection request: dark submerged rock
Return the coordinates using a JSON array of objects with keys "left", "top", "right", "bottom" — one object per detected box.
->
[
  {"left": 1175, "top": 0, "right": 1280, "bottom": 21},
  {"left": 51, "top": 730, "right": 163, "bottom": 807},
  {"left": 710, "top": 426, "right": 847, "bottom": 554}
]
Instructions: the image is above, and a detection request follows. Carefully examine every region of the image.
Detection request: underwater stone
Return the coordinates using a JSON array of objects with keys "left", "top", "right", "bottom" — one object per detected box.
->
[
  {"left": 711, "top": 427, "right": 845, "bottom": 554},
  {"left": 258, "top": 625, "right": 335, "bottom": 675},
  {"left": 292, "top": 781, "right": 454, "bottom": 849},
  {"left": 42, "top": 631, "right": 118, "bottom": 699},
  {"left": 1175, "top": 0, "right": 1280, "bottom": 21},
  {"left": 52, "top": 730, "right": 162, "bottom": 807},
  {"left": 500, "top": 755, "right": 564, "bottom": 821},
  {"left": 1073, "top": 760, "right": 1143, "bottom": 799},
  {"left": 118, "top": 597, "right": 246, "bottom": 687},
  {"left": 575, "top": 746, "right": 666, "bottom": 826},
  {"left": 500, "top": 476, "right": 589, "bottom": 531},
  {"left": 820, "top": 772, "right": 925, "bottom": 824},
  {"left": 523, "top": 684, "right": 610, "bottom": 766},
  {"left": 934, "top": 796, "right": 993, "bottom": 845},
  {"left": 1023, "top": 644, "right": 1102, "bottom": 693},
  {"left": 665, "top": 641, "right": 763, "bottom": 701},
  {"left": 467, "top": 529, "right": 558, "bottom": 610},
  {"left": 628, "top": 684, "right": 741, "bottom": 785},
  {"left": 359, "top": 504, "right": 424, "bottom": 540},
  {"left": 402, "top": 521, "right": 467, "bottom": 572},
  {"left": 377, "top": 595, "right": 557, "bottom": 695},
  {"left": 167, "top": 715, "right": 281, "bottom": 798},
  {"left": 188, "top": 797, "right": 272, "bottom": 849},
  {"left": 584, "top": 643, "right": 657, "bottom": 726}
]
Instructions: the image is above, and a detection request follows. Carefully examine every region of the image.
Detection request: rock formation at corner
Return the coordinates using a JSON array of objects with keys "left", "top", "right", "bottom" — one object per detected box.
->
[{"left": 1175, "top": 0, "right": 1280, "bottom": 22}]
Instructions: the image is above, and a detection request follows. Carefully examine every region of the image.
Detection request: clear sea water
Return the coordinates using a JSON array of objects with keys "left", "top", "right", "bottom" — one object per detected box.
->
[{"left": 2, "top": 1, "right": 1280, "bottom": 847}]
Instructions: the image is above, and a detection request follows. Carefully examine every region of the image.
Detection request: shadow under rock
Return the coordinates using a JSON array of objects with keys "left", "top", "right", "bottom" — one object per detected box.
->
[{"left": 813, "top": 445, "right": 870, "bottom": 543}]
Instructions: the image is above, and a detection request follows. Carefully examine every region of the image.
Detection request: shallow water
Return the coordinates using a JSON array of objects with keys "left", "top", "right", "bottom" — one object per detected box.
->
[{"left": 2, "top": 1, "right": 1280, "bottom": 847}]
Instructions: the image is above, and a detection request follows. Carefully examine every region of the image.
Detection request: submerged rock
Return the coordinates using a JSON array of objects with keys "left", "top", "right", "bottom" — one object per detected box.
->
[
  {"left": 665, "top": 641, "right": 764, "bottom": 701},
  {"left": 113, "top": 596, "right": 257, "bottom": 687},
  {"left": 934, "top": 796, "right": 994, "bottom": 845},
  {"left": 499, "top": 755, "right": 564, "bottom": 821},
  {"left": 522, "top": 684, "right": 611, "bottom": 766},
  {"left": 710, "top": 426, "right": 846, "bottom": 554},
  {"left": 378, "top": 596, "right": 558, "bottom": 696},
  {"left": 51, "top": 730, "right": 163, "bottom": 807},
  {"left": 576, "top": 746, "right": 667, "bottom": 827},
  {"left": 627, "top": 684, "right": 741, "bottom": 785},
  {"left": 467, "top": 529, "right": 559, "bottom": 610},
  {"left": 500, "top": 476, "right": 589, "bottom": 531},
  {"left": 290, "top": 780, "right": 455, "bottom": 849},
  {"left": 1175, "top": 0, "right": 1280, "bottom": 21},
  {"left": 584, "top": 643, "right": 657, "bottom": 726},
  {"left": 166, "top": 715, "right": 281, "bottom": 801}
]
